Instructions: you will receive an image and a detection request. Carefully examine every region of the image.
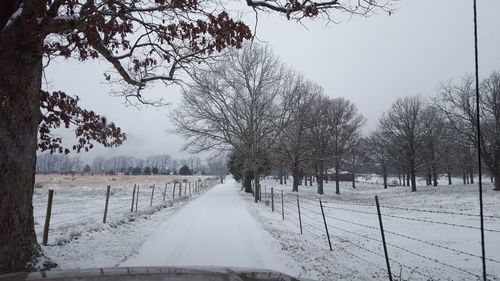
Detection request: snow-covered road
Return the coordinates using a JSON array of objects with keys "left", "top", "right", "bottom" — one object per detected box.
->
[{"left": 121, "top": 179, "right": 299, "bottom": 276}]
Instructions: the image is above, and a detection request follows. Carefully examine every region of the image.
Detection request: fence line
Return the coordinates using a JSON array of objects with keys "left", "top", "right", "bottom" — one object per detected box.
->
[
  {"left": 321, "top": 200, "right": 500, "bottom": 219},
  {"left": 258, "top": 188, "right": 492, "bottom": 280},
  {"left": 35, "top": 177, "right": 218, "bottom": 244}
]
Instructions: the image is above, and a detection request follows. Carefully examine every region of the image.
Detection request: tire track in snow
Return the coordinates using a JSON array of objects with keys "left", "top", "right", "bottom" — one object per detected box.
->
[{"left": 120, "top": 179, "right": 299, "bottom": 276}]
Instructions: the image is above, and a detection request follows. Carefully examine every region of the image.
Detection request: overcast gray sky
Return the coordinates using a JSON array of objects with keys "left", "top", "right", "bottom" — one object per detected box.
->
[{"left": 44, "top": 0, "right": 500, "bottom": 164}]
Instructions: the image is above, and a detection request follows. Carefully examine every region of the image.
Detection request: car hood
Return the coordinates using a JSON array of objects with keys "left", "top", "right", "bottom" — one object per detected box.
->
[{"left": 0, "top": 266, "right": 315, "bottom": 281}]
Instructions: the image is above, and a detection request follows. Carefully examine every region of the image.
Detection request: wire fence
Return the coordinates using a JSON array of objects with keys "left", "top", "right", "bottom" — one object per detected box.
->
[
  {"left": 34, "top": 177, "right": 218, "bottom": 245},
  {"left": 257, "top": 185, "right": 498, "bottom": 281}
]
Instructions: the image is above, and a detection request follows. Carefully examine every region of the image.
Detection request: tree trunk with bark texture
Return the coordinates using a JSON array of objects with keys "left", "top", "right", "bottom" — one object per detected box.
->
[
  {"left": 493, "top": 167, "right": 500, "bottom": 191},
  {"left": 292, "top": 175, "right": 300, "bottom": 192},
  {"left": 410, "top": 161, "right": 417, "bottom": 192},
  {"left": 316, "top": 162, "right": 324, "bottom": 195},
  {"left": 0, "top": 11, "right": 44, "bottom": 273},
  {"left": 335, "top": 164, "right": 340, "bottom": 195},
  {"left": 432, "top": 163, "right": 438, "bottom": 187},
  {"left": 243, "top": 172, "right": 252, "bottom": 193},
  {"left": 352, "top": 169, "right": 356, "bottom": 189},
  {"left": 383, "top": 170, "right": 388, "bottom": 189}
]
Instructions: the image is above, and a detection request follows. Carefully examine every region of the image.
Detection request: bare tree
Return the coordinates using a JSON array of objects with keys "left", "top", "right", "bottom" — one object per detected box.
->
[
  {"left": 307, "top": 96, "right": 336, "bottom": 194},
  {"left": 378, "top": 96, "right": 432, "bottom": 192},
  {"left": 344, "top": 135, "right": 366, "bottom": 189},
  {"left": 172, "top": 44, "right": 295, "bottom": 201},
  {"left": 366, "top": 131, "right": 391, "bottom": 189},
  {"left": 276, "top": 77, "right": 321, "bottom": 192},
  {"left": 439, "top": 72, "right": 500, "bottom": 190},
  {"left": 207, "top": 156, "right": 228, "bottom": 183},
  {"left": 329, "top": 97, "right": 365, "bottom": 194}
]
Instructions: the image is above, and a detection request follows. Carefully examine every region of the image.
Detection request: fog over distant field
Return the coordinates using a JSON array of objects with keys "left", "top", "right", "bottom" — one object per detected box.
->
[{"left": 44, "top": 0, "right": 500, "bottom": 163}]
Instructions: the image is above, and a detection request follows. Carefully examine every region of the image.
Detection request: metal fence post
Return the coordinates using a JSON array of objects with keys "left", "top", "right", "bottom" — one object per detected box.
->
[
  {"left": 131, "top": 184, "right": 136, "bottom": 212},
  {"left": 103, "top": 185, "right": 111, "bottom": 223},
  {"left": 375, "top": 195, "right": 393, "bottom": 281},
  {"left": 297, "top": 194, "right": 303, "bottom": 235},
  {"left": 281, "top": 190, "right": 284, "bottom": 220},
  {"left": 42, "top": 189, "right": 54, "bottom": 246},
  {"left": 319, "top": 199, "right": 332, "bottom": 251}
]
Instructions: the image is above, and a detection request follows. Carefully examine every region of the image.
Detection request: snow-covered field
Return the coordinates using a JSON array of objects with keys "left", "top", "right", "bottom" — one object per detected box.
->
[
  {"left": 246, "top": 177, "right": 500, "bottom": 281},
  {"left": 33, "top": 174, "right": 214, "bottom": 268},
  {"left": 33, "top": 174, "right": 500, "bottom": 281}
]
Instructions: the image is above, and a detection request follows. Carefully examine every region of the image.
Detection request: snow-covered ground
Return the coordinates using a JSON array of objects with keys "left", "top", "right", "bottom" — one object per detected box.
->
[
  {"left": 245, "top": 177, "right": 500, "bottom": 281},
  {"left": 33, "top": 174, "right": 214, "bottom": 268},
  {"left": 34, "top": 174, "right": 500, "bottom": 281},
  {"left": 121, "top": 179, "right": 302, "bottom": 278}
]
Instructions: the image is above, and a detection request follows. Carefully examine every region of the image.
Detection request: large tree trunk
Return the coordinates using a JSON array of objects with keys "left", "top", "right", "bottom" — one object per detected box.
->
[
  {"left": 426, "top": 168, "right": 431, "bottom": 186},
  {"left": 351, "top": 169, "right": 356, "bottom": 189},
  {"left": 335, "top": 163, "right": 340, "bottom": 195},
  {"left": 494, "top": 168, "right": 500, "bottom": 191},
  {"left": 447, "top": 167, "right": 452, "bottom": 185},
  {"left": 432, "top": 163, "right": 438, "bottom": 187},
  {"left": 0, "top": 14, "right": 44, "bottom": 273},
  {"left": 410, "top": 161, "right": 417, "bottom": 192},
  {"left": 292, "top": 162, "right": 300, "bottom": 192},
  {"left": 243, "top": 171, "right": 252, "bottom": 193},
  {"left": 254, "top": 174, "right": 260, "bottom": 202},
  {"left": 383, "top": 167, "right": 388, "bottom": 189},
  {"left": 316, "top": 162, "right": 324, "bottom": 195}
]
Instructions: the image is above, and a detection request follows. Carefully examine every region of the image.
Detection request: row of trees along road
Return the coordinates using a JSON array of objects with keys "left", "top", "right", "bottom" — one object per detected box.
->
[
  {"left": 344, "top": 72, "right": 500, "bottom": 192},
  {"left": 175, "top": 56, "right": 500, "bottom": 195},
  {"left": 0, "top": 0, "right": 393, "bottom": 273},
  {"left": 172, "top": 44, "right": 365, "bottom": 198}
]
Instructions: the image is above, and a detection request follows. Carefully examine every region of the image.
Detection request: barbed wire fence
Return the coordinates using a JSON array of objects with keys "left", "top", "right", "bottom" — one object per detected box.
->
[
  {"left": 258, "top": 185, "right": 497, "bottom": 281},
  {"left": 34, "top": 177, "right": 218, "bottom": 246}
]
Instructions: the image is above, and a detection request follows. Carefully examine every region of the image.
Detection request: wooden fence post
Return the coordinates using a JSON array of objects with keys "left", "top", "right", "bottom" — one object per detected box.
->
[
  {"left": 103, "top": 185, "right": 111, "bottom": 223},
  {"left": 163, "top": 182, "right": 168, "bottom": 201},
  {"left": 172, "top": 182, "right": 176, "bottom": 199},
  {"left": 42, "top": 189, "right": 54, "bottom": 246},
  {"left": 150, "top": 184, "right": 155, "bottom": 206},
  {"left": 135, "top": 185, "right": 139, "bottom": 212},
  {"left": 271, "top": 187, "right": 274, "bottom": 212}
]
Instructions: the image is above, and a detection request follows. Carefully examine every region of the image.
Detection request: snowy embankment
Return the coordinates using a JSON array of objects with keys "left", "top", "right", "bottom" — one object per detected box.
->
[
  {"left": 33, "top": 174, "right": 213, "bottom": 269},
  {"left": 245, "top": 178, "right": 500, "bottom": 281}
]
